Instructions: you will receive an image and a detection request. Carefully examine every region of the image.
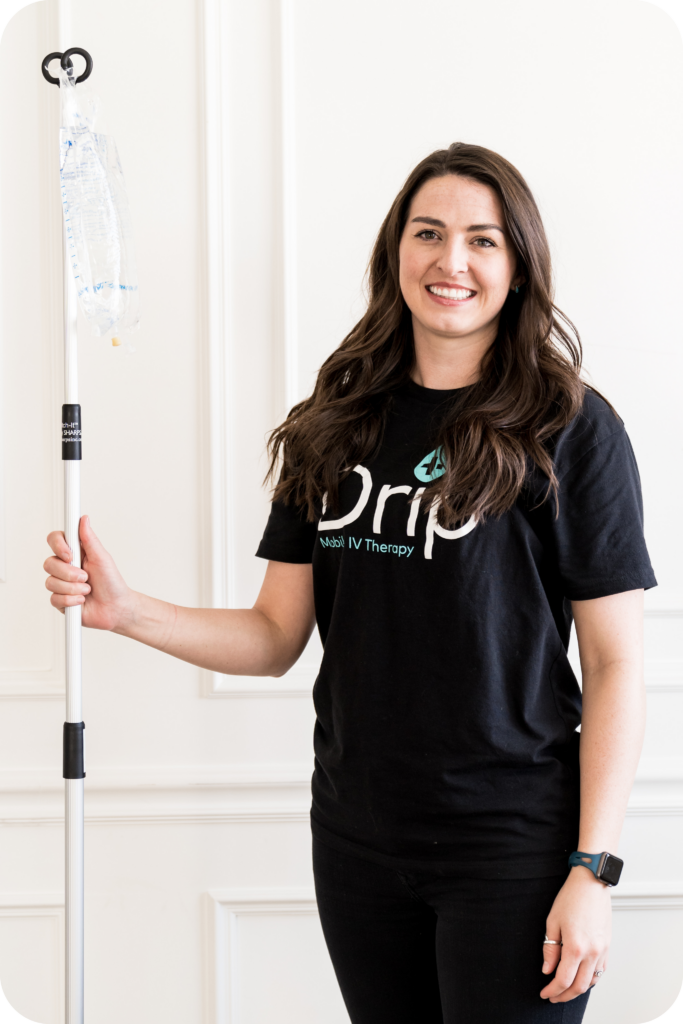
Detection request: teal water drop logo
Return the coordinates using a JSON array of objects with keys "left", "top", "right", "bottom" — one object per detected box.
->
[{"left": 414, "top": 447, "right": 446, "bottom": 483}]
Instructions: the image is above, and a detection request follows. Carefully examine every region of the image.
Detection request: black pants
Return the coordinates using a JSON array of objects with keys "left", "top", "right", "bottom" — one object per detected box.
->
[{"left": 313, "top": 834, "right": 591, "bottom": 1024}]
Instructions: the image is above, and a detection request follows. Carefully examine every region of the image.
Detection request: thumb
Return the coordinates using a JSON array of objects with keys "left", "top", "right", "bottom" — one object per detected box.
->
[
  {"left": 79, "top": 515, "right": 106, "bottom": 560},
  {"left": 542, "top": 942, "right": 562, "bottom": 974}
]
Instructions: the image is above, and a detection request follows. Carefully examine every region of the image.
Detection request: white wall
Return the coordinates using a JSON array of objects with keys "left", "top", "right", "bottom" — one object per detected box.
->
[{"left": 0, "top": 0, "right": 681, "bottom": 1021}]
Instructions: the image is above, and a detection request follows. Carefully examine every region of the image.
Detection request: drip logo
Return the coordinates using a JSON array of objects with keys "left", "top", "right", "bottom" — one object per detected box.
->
[
  {"left": 414, "top": 447, "right": 446, "bottom": 483},
  {"left": 318, "top": 463, "right": 477, "bottom": 559}
]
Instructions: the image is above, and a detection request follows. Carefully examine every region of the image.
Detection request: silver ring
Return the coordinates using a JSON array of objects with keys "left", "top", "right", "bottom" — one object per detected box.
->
[
  {"left": 594, "top": 970, "right": 604, "bottom": 977},
  {"left": 543, "top": 935, "right": 562, "bottom": 945}
]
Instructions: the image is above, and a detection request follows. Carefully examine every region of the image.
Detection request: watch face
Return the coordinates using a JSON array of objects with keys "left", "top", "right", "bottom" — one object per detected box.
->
[{"left": 598, "top": 853, "right": 624, "bottom": 886}]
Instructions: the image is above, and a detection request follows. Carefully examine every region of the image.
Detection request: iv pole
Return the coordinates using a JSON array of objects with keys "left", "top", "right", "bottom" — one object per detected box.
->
[{"left": 41, "top": 46, "right": 93, "bottom": 1024}]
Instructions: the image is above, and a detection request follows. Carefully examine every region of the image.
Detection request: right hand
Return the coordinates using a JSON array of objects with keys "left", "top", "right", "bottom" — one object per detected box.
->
[{"left": 44, "top": 515, "right": 134, "bottom": 632}]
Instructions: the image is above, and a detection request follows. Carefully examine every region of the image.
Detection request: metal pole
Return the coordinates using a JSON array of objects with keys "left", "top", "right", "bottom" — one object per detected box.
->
[
  {"left": 63, "top": 91, "right": 85, "bottom": 1024},
  {"left": 41, "top": 48, "right": 93, "bottom": 1024},
  {"left": 60, "top": 58, "right": 85, "bottom": 1024}
]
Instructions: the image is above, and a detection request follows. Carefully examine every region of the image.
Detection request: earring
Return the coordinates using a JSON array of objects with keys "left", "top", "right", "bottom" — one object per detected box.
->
[{"left": 514, "top": 285, "right": 519, "bottom": 294}]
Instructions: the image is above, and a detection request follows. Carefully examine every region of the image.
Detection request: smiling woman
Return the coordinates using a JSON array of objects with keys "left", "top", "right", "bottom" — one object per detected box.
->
[{"left": 253, "top": 142, "right": 655, "bottom": 1022}]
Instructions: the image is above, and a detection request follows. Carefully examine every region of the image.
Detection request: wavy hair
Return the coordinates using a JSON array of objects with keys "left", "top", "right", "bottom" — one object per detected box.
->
[{"left": 267, "top": 142, "right": 608, "bottom": 525}]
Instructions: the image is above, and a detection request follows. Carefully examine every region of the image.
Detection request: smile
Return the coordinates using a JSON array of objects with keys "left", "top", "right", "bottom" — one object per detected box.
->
[{"left": 426, "top": 285, "right": 476, "bottom": 301}]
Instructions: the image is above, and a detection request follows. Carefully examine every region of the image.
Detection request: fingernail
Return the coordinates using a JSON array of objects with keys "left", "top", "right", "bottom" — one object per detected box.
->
[{"left": 542, "top": 963, "right": 550, "bottom": 973}]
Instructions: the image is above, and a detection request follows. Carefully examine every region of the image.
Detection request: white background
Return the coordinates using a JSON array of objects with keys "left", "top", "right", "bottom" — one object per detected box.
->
[{"left": 0, "top": 0, "right": 681, "bottom": 1021}]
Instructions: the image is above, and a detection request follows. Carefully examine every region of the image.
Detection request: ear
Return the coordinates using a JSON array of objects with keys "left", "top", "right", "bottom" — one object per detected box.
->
[{"left": 510, "top": 259, "right": 526, "bottom": 291}]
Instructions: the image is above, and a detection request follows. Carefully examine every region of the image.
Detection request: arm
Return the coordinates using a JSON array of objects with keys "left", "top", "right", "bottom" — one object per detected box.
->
[
  {"left": 44, "top": 515, "right": 316, "bottom": 677},
  {"left": 540, "top": 588, "right": 646, "bottom": 1003},
  {"left": 573, "top": 589, "right": 646, "bottom": 856}
]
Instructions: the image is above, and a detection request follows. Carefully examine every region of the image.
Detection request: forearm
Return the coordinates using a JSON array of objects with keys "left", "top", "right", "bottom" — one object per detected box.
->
[
  {"left": 114, "top": 591, "right": 295, "bottom": 676},
  {"left": 577, "top": 662, "right": 646, "bottom": 853}
]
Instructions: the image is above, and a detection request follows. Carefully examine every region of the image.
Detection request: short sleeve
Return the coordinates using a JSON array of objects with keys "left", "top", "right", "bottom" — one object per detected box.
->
[
  {"left": 549, "top": 421, "right": 657, "bottom": 601},
  {"left": 255, "top": 497, "right": 318, "bottom": 564}
]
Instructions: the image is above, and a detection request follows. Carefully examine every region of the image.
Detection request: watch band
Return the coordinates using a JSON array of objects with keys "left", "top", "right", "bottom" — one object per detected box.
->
[
  {"left": 568, "top": 850, "right": 623, "bottom": 887},
  {"left": 568, "top": 851, "right": 603, "bottom": 875}
]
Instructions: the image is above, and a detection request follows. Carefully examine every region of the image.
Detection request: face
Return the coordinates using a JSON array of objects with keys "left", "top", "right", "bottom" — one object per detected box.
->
[{"left": 398, "top": 175, "right": 522, "bottom": 352}]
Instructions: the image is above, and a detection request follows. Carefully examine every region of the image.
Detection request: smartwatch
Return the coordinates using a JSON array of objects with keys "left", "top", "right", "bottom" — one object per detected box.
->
[{"left": 568, "top": 850, "right": 624, "bottom": 887}]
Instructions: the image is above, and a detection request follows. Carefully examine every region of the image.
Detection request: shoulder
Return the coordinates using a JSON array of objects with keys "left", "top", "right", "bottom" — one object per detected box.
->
[
  {"left": 551, "top": 387, "right": 624, "bottom": 475},
  {"left": 572, "top": 387, "right": 623, "bottom": 438}
]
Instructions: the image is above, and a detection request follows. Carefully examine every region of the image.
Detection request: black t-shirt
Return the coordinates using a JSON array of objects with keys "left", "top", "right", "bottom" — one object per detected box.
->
[{"left": 256, "top": 380, "right": 657, "bottom": 878}]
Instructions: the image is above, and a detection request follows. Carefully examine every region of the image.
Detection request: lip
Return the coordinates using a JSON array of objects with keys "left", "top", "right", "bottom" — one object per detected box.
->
[{"left": 425, "top": 282, "right": 477, "bottom": 306}]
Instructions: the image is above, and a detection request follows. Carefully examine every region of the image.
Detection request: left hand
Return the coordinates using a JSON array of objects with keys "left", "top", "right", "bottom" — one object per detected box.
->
[{"left": 540, "top": 866, "right": 612, "bottom": 1002}]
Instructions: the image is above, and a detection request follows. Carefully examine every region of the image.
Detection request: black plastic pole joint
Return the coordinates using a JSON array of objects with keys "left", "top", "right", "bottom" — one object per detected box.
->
[
  {"left": 41, "top": 47, "right": 93, "bottom": 86},
  {"left": 63, "top": 722, "right": 86, "bottom": 779},
  {"left": 62, "top": 404, "right": 82, "bottom": 460}
]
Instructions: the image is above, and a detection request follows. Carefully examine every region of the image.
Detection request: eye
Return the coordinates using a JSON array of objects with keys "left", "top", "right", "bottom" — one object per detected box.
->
[
  {"left": 415, "top": 229, "right": 439, "bottom": 240},
  {"left": 472, "top": 236, "right": 496, "bottom": 248}
]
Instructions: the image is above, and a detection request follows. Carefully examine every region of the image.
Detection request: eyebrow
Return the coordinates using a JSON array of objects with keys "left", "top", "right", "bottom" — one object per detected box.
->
[
  {"left": 410, "top": 216, "right": 505, "bottom": 234},
  {"left": 411, "top": 216, "right": 447, "bottom": 227},
  {"left": 468, "top": 223, "right": 505, "bottom": 234}
]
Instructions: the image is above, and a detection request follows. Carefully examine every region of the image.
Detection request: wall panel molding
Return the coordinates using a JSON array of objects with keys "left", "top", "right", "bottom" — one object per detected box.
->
[
  {"left": 0, "top": 892, "right": 64, "bottom": 1023},
  {"left": 199, "top": 0, "right": 233, "bottom": 619},
  {"left": 0, "top": 892, "right": 63, "bottom": 910},
  {"left": 0, "top": 759, "right": 682, "bottom": 825},
  {"left": 626, "top": 801, "right": 683, "bottom": 818},
  {"left": 206, "top": 887, "right": 318, "bottom": 1024},
  {"left": 199, "top": 0, "right": 310, "bottom": 698},
  {"left": 646, "top": 660, "right": 683, "bottom": 693},
  {"left": 643, "top": 582, "right": 683, "bottom": 617},
  {"left": 277, "top": 0, "right": 299, "bottom": 413},
  {"left": 0, "top": 660, "right": 65, "bottom": 700},
  {"left": 612, "top": 883, "right": 683, "bottom": 911},
  {"left": 204, "top": 663, "right": 318, "bottom": 699},
  {"left": 0, "top": 763, "right": 313, "bottom": 825},
  {"left": 203, "top": 655, "right": 683, "bottom": 699}
]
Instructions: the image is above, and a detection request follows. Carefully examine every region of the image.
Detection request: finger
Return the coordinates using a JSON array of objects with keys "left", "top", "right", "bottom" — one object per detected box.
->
[
  {"left": 43, "top": 556, "right": 88, "bottom": 583},
  {"left": 546, "top": 955, "right": 598, "bottom": 1002},
  {"left": 589, "top": 964, "right": 606, "bottom": 988},
  {"left": 541, "top": 951, "right": 582, "bottom": 999},
  {"left": 554, "top": 959, "right": 599, "bottom": 1002},
  {"left": 45, "top": 576, "right": 91, "bottom": 597},
  {"left": 541, "top": 941, "right": 562, "bottom": 974},
  {"left": 47, "top": 530, "right": 72, "bottom": 562},
  {"left": 50, "top": 593, "right": 85, "bottom": 610}
]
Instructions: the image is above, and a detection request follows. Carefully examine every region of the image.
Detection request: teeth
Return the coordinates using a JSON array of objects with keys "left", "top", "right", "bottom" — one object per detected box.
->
[{"left": 428, "top": 286, "right": 475, "bottom": 300}]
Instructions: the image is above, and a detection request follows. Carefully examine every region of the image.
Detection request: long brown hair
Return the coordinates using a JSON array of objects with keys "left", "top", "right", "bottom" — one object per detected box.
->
[{"left": 267, "top": 142, "right": 606, "bottom": 525}]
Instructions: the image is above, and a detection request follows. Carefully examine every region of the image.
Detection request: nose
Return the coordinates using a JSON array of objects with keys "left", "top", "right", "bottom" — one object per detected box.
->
[{"left": 436, "top": 236, "right": 469, "bottom": 277}]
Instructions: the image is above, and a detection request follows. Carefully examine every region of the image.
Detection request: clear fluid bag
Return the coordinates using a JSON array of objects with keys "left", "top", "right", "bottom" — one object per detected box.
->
[{"left": 58, "top": 64, "right": 139, "bottom": 336}]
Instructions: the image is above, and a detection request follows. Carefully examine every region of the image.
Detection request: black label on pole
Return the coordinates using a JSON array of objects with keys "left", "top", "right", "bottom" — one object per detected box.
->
[
  {"left": 62, "top": 404, "right": 82, "bottom": 460},
  {"left": 63, "top": 722, "right": 85, "bottom": 779}
]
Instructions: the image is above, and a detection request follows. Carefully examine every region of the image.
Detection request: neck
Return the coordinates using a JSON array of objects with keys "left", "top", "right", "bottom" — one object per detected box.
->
[{"left": 410, "top": 317, "right": 497, "bottom": 390}]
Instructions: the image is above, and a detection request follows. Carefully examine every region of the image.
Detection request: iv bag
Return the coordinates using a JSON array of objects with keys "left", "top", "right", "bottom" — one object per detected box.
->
[{"left": 58, "top": 65, "right": 139, "bottom": 336}]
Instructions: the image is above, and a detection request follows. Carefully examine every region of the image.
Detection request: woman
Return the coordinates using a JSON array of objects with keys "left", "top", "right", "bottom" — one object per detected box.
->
[{"left": 44, "top": 142, "right": 656, "bottom": 1023}]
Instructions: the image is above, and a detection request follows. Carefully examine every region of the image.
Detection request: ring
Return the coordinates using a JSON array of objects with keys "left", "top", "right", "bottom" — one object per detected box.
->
[
  {"left": 543, "top": 935, "right": 562, "bottom": 945},
  {"left": 594, "top": 970, "right": 604, "bottom": 977}
]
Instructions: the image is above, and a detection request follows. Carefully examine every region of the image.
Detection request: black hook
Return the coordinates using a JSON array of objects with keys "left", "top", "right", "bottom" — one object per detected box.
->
[
  {"left": 41, "top": 51, "right": 69, "bottom": 85},
  {"left": 41, "top": 47, "right": 93, "bottom": 86}
]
